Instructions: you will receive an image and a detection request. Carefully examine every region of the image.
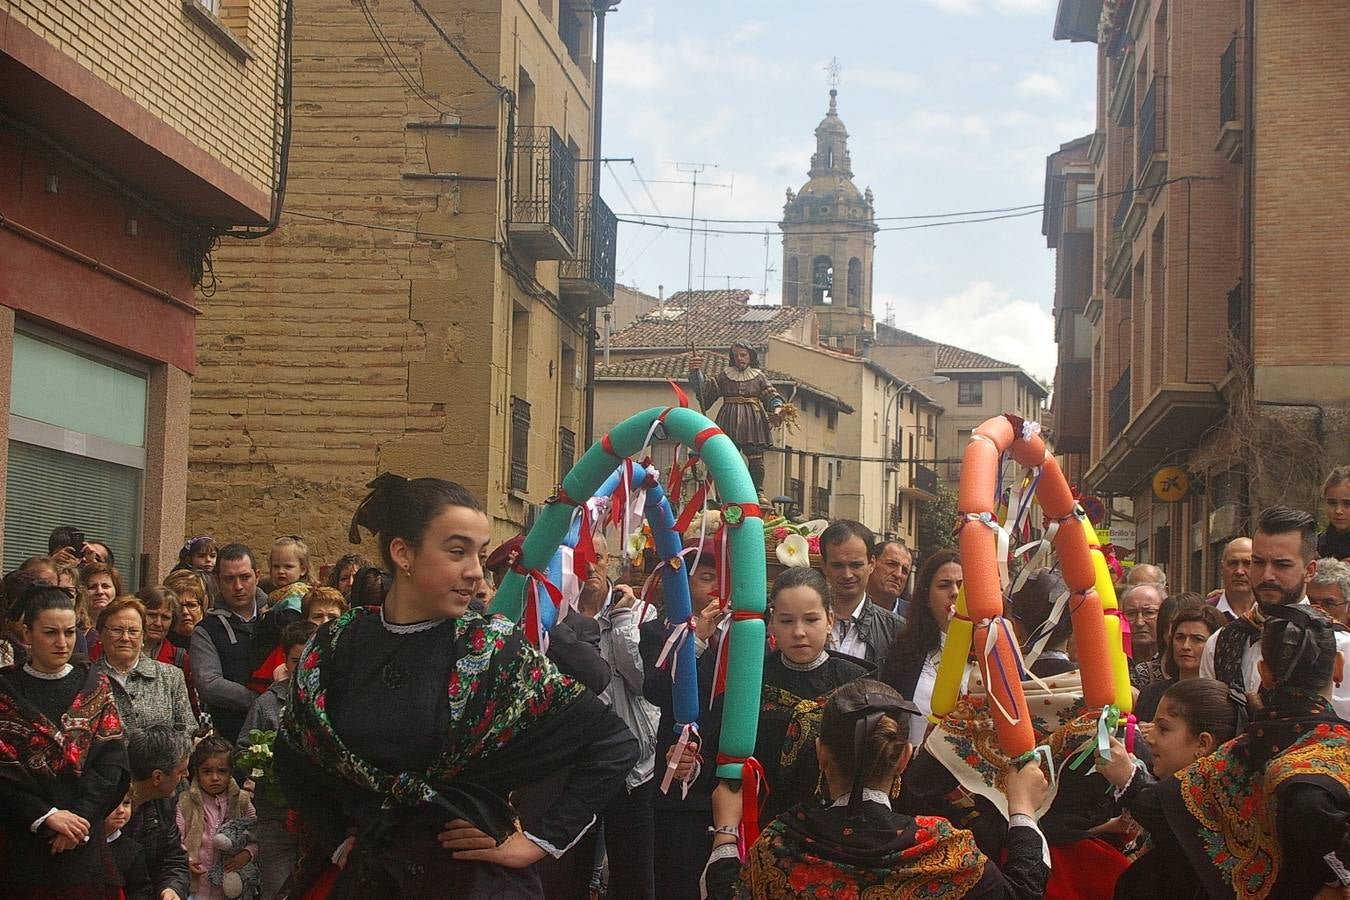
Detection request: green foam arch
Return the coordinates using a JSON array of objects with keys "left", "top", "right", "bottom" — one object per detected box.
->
[{"left": 494, "top": 406, "right": 766, "bottom": 780}]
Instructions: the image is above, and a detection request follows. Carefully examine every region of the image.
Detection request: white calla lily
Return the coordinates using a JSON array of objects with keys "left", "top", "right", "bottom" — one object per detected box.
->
[
  {"left": 799, "top": 519, "right": 829, "bottom": 536},
  {"left": 626, "top": 529, "right": 647, "bottom": 560},
  {"left": 776, "top": 533, "right": 811, "bottom": 568}
]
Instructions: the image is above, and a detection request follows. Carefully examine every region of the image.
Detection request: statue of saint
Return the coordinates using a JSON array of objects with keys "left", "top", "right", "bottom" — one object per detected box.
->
[{"left": 689, "top": 341, "right": 785, "bottom": 493}]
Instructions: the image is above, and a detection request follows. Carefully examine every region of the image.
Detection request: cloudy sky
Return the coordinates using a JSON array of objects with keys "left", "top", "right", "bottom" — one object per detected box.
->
[{"left": 598, "top": 0, "right": 1098, "bottom": 381}]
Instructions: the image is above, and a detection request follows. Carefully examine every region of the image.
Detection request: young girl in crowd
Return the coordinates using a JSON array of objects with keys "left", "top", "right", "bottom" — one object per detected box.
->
[
  {"left": 275, "top": 473, "right": 637, "bottom": 897},
  {"left": 753, "top": 566, "right": 871, "bottom": 820},
  {"left": 881, "top": 548, "right": 965, "bottom": 745},
  {"left": 268, "top": 535, "right": 311, "bottom": 594},
  {"left": 1098, "top": 677, "right": 1244, "bottom": 899},
  {"left": 325, "top": 553, "right": 368, "bottom": 599},
  {"left": 1321, "top": 465, "right": 1350, "bottom": 561},
  {"left": 0, "top": 583, "right": 129, "bottom": 898},
  {"left": 177, "top": 536, "right": 219, "bottom": 574},
  {"left": 177, "top": 736, "right": 258, "bottom": 899},
  {"left": 1160, "top": 603, "right": 1350, "bottom": 898},
  {"left": 705, "top": 679, "right": 1052, "bottom": 899}
]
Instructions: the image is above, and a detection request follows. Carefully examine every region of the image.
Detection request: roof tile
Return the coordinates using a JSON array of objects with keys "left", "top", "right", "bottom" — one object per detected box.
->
[{"left": 609, "top": 298, "right": 809, "bottom": 350}]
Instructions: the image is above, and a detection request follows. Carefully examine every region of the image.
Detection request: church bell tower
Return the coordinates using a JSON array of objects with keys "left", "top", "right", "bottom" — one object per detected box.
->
[{"left": 780, "top": 84, "right": 878, "bottom": 349}]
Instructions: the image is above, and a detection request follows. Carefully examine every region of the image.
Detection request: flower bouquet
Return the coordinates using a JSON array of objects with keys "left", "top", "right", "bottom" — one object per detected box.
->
[
  {"left": 236, "top": 729, "right": 285, "bottom": 807},
  {"left": 765, "top": 517, "right": 827, "bottom": 569}
]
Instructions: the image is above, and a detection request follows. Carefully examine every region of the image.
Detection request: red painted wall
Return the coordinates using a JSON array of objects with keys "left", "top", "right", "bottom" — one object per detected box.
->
[{"left": 0, "top": 130, "right": 196, "bottom": 373}]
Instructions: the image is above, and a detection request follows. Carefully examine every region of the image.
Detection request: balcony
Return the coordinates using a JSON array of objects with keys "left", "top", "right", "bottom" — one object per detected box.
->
[
  {"left": 559, "top": 193, "right": 618, "bottom": 306},
  {"left": 1112, "top": 176, "right": 1133, "bottom": 233},
  {"left": 1108, "top": 50, "right": 1136, "bottom": 126},
  {"left": 1107, "top": 367, "right": 1131, "bottom": 443},
  {"left": 1217, "top": 37, "right": 1243, "bottom": 162},
  {"left": 898, "top": 463, "right": 939, "bottom": 501},
  {"left": 1086, "top": 382, "right": 1225, "bottom": 494},
  {"left": 510, "top": 125, "right": 577, "bottom": 260},
  {"left": 1137, "top": 77, "right": 1168, "bottom": 193},
  {"left": 1106, "top": 231, "right": 1132, "bottom": 296}
]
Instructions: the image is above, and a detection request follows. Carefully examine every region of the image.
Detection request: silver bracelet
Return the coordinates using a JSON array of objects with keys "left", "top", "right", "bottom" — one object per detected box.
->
[{"left": 708, "top": 824, "right": 739, "bottom": 837}]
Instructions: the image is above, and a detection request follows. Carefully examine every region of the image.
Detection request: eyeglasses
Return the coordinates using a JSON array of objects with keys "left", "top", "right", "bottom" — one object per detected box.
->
[
  {"left": 103, "top": 627, "right": 142, "bottom": 639},
  {"left": 1311, "top": 598, "right": 1348, "bottom": 611}
]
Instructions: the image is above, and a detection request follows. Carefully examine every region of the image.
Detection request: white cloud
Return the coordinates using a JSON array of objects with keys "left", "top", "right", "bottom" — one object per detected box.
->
[
  {"left": 1015, "top": 72, "right": 1066, "bottom": 98},
  {"left": 878, "top": 282, "right": 1057, "bottom": 382}
]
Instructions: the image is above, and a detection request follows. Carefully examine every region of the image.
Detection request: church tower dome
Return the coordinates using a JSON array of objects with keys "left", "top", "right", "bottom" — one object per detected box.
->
[{"left": 780, "top": 87, "right": 878, "bottom": 350}]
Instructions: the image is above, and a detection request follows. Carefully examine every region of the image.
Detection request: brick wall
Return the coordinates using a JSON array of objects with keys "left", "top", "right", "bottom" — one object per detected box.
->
[
  {"left": 1252, "top": 4, "right": 1350, "bottom": 371},
  {"left": 188, "top": 0, "right": 596, "bottom": 564},
  {"left": 2, "top": 0, "right": 280, "bottom": 192}
]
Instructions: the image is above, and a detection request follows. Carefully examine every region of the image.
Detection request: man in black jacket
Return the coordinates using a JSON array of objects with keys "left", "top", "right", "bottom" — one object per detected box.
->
[
  {"left": 191, "top": 544, "right": 262, "bottom": 742},
  {"left": 820, "top": 520, "right": 903, "bottom": 671},
  {"left": 125, "top": 726, "right": 191, "bottom": 900}
]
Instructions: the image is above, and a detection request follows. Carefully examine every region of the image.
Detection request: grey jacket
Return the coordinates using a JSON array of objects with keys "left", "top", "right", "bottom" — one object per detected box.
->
[
  {"left": 853, "top": 598, "right": 904, "bottom": 672},
  {"left": 596, "top": 604, "right": 660, "bottom": 789},
  {"left": 237, "top": 677, "right": 288, "bottom": 748},
  {"left": 95, "top": 654, "right": 199, "bottom": 736}
]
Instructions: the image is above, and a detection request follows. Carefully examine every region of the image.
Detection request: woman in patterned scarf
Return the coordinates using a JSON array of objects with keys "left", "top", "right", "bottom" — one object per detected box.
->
[
  {"left": 1159, "top": 602, "right": 1350, "bottom": 898},
  {"left": 0, "top": 583, "right": 130, "bottom": 898},
  {"left": 710, "top": 678, "right": 1051, "bottom": 899},
  {"left": 275, "top": 474, "right": 638, "bottom": 899}
]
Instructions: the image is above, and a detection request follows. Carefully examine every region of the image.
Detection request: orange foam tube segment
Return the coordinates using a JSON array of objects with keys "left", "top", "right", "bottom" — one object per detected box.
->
[
  {"left": 973, "top": 415, "right": 1015, "bottom": 449},
  {"left": 1036, "top": 456, "right": 1076, "bottom": 518},
  {"left": 1010, "top": 433, "right": 1046, "bottom": 469},
  {"left": 1053, "top": 524, "right": 1098, "bottom": 594},
  {"left": 960, "top": 523, "right": 1004, "bottom": 622},
  {"left": 1067, "top": 589, "right": 1116, "bottom": 707},
  {"left": 974, "top": 622, "right": 1035, "bottom": 756},
  {"left": 958, "top": 439, "right": 1000, "bottom": 516}
]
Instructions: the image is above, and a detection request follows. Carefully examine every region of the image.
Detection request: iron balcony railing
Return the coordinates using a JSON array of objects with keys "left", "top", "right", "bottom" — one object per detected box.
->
[
  {"left": 1137, "top": 77, "right": 1160, "bottom": 175},
  {"left": 1113, "top": 176, "right": 1134, "bottom": 232},
  {"left": 559, "top": 427, "right": 576, "bottom": 479},
  {"left": 812, "top": 486, "right": 830, "bottom": 519},
  {"left": 559, "top": 193, "right": 617, "bottom": 298},
  {"left": 511, "top": 125, "right": 577, "bottom": 248},
  {"left": 1220, "top": 37, "right": 1239, "bottom": 125},
  {"left": 1108, "top": 367, "right": 1131, "bottom": 442}
]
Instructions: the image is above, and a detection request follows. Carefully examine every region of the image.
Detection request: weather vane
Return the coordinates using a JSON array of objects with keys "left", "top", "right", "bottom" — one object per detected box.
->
[{"left": 825, "top": 56, "right": 841, "bottom": 91}]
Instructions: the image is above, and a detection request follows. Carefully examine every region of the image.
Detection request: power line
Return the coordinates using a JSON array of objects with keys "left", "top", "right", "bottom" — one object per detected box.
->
[
  {"left": 356, "top": 0, "right": 453, "bottom": 115},
  {"left": 409, "top": 0, "right": 508, "bottom": 97},
  {"left": 612, "top": 176, "right": 1193, "bottom": 236},
  {"left": 286, "top": 210, "right": 501, "bottom": 244}
]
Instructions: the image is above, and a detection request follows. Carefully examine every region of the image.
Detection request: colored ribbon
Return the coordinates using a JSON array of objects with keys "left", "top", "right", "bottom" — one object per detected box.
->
[
  {"left": 1104, "top": 607, "right": 1134, "bottom": 659},
  {"left": 659, "top": 722, "right": 700, "bottom": 797},
  {"left": 977, "top": 616, "right": 1025, "bottom": 730}
]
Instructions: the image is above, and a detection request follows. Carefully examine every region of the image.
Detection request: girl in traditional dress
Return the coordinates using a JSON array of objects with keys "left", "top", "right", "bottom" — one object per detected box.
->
[
  {"left": 753, "top": 566, "right": 871, "bottom": 820},
  {"left": 1159, "top": 602, "right": 1350, "bottom": 898},
  {"left": 274, "top": 473, "right": 638, "bottom": 898},
  {"left": 1098, "top": 677, "right": 1244, "bottom": 899},
  {"left": 0, "top": 583, "right": 130, "bottom": 899},
  {"left": 710, "top": 678, "right": 1051, "bottom": 899}
]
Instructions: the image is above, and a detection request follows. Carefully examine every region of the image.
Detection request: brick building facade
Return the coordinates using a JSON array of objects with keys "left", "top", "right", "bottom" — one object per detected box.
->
[
  {"left": 187, "top": 0, "right": 618, "bottom": 562},
  {"left": 1051, "top": 0, "right": 1350, "bottom": 590},
  {"left": 0, "top": 0, "right": 284, "bottom": 582}
]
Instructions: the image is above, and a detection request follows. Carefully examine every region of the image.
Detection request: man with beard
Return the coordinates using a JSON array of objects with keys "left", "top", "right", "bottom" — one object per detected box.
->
[{"left": 1200, "top": 506, "right": 1350, "bottom": 717}]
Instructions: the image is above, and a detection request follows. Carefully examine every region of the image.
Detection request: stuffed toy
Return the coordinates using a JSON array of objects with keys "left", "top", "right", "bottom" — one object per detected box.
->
[{"left": 209, "top": 816, "right": 259, "bottom": 899}]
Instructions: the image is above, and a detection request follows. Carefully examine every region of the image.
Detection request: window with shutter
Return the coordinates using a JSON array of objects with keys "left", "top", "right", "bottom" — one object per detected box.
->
[
  {"left": 5, "top": 330, "right": 146, "bottom": 587},
  {"left": 510, "top": 397, "right": 531, "bottom": 493}
]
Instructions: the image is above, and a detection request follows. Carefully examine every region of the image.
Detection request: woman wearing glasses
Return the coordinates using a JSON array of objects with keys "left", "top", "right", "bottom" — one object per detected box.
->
[{"left": 95, "top": 596, "right": 199, "bottom": 737}]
